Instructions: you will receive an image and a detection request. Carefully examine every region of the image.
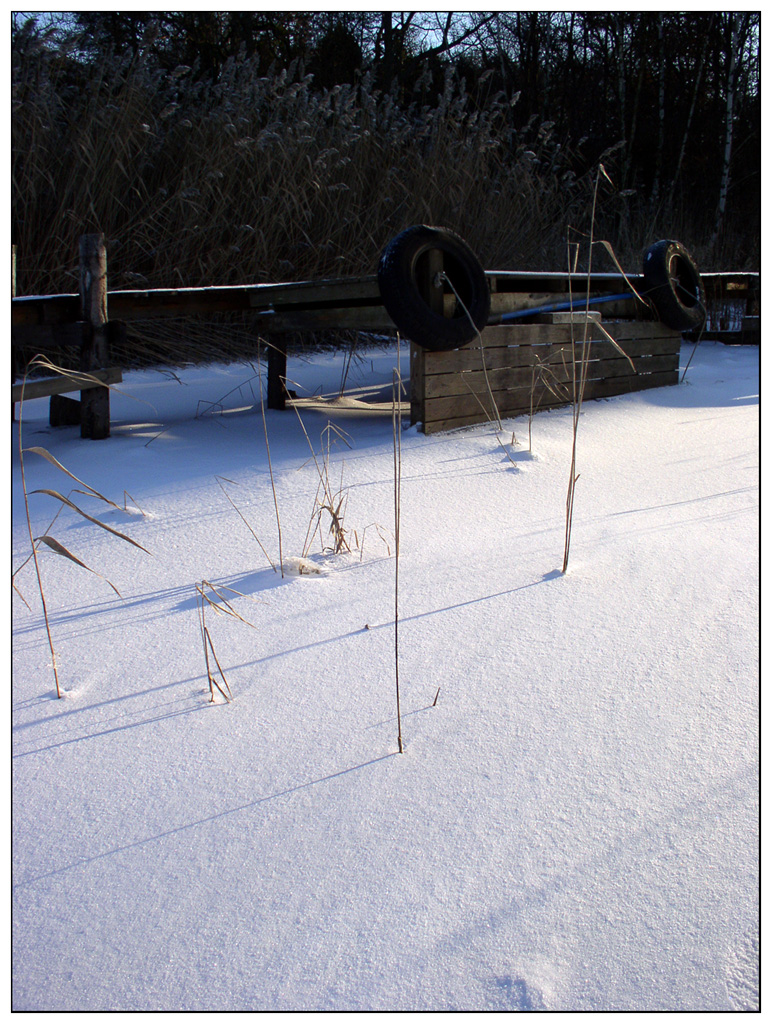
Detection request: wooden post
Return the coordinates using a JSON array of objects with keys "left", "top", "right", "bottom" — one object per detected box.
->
[
  {"left": 12, "top": 245, "right": 17, "bottom": 421},
  {"left": 410, "top": 247, "right": 444, "bottom": 426},
  {"left": 266, "top": 334, "right": 288, "bottom": 410},
  {"left": 79, "top": 233, "right": 110, "bottom": 439}
]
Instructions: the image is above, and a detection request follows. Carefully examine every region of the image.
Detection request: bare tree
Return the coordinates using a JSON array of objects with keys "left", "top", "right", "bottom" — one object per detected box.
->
[{"left": 711, "top": 13, "right": 750, "bottom": 252}]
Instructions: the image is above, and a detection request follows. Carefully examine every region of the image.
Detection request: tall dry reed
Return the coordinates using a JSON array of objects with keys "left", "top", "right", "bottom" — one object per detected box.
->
[{"left": 13, "top": 35, "right": 595, "bottom": 308}]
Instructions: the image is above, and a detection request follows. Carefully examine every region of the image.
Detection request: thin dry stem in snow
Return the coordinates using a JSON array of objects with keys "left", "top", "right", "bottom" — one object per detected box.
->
[
  {"left": 216, "top": 476, "right": 277, "bottom": 573},
  {"left": 258, "top": 351, "right": 284, "bottom": 576},
  {"left": 561, "top": 165, "right": 633, "bottom": 573},
  {"left": 17, "top": 371, "right": 61, "bottom": 697},
  {"left": 195, "top": 579, "right": 261, "bottom": 703},
  {"left": 441, "top": 269, "right": 503, "bottom": 432},
  {"left": 392, "top": 364, "right": 404, "bottom": 754},
  {"left": 14, "top": 357, "right": 149, "bottom": 698}
]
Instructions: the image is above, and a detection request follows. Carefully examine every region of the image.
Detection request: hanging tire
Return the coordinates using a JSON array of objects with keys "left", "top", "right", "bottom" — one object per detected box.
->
[
  {"left": 377, "top": 225, "right": 491, "bottom": 350},
  {"left": 642, "top": 239, "right": 705, "bottom": 332}
]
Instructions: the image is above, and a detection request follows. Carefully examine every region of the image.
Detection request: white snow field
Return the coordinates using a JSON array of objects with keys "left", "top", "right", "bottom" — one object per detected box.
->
[{"left": 12, "top": 338, "right": 758, "bottom": 1011}]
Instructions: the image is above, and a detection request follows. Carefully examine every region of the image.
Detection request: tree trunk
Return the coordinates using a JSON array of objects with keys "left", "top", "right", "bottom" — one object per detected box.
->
[
  {"left": 668, "top": 17, "right": 713, "bottom": 209},
  {"left": 711, "top": 14, "right": 746, "bottom": 252},
  {"left": 650, "top": 14, "right": 666, "bottom": 208}
]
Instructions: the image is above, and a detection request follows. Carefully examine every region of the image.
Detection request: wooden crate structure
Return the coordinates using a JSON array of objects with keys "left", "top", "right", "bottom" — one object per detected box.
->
[{"left": 410, "top": 317, "right": 681, "bottom": 434}]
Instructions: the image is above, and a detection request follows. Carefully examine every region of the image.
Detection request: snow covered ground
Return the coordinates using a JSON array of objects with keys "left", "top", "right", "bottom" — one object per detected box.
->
[{"left": 12, "top": 338, "right": 759, "bottom": 1011}]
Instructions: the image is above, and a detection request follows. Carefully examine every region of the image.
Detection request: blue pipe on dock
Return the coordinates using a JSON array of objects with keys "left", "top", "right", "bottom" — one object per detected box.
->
[{"left": 492, "top": 292, "right": 635, "bottom": 324}]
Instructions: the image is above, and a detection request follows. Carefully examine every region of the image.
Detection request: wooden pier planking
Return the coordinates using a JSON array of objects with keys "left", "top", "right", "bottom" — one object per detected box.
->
[{"left": 416, "top": 320, "right": 682, "bottom": 434}]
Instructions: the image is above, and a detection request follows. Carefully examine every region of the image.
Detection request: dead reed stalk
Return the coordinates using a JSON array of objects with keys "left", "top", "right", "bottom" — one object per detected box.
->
[
  {"left": 441, "top": 270, "right": 503, "bottom": 432},
  {"left": 258, "top": 348, "right": 284, "bottom": 576},
  {"left": 392, "top": 365, "right": 404, "bottom": 753},
  {"left": 13, "top": 43, "right": 598, "bottom": 315},
  {"left": 195, "top": 579, "right": 259, "bottom": 702},
  {"left": 16, "top": 372, "right": 60, "bottom": 697},
  {"left": 14, "top": 357, "right": 149, "bottom": 697},
  {"left": 561, "top": 165, "right": 635, "bottom": 573}
]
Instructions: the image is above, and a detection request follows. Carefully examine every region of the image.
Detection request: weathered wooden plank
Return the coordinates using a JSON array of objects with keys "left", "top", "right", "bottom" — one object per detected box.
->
[
  {"left": 11, "top": 277, "right": 384, "bottom": 325},
  {"left": 536, "top": 311, "right": 602, "bottom": 324},
  {"left": 410, "top": 343, "right": 426, "bottom": 425},
  {"left": 582, "top": 369, "right": 680, "bottom": 398},
  {"left": 422, "top": 323, "right": 680, "bottom": 376},
  {"left": 477, "top": 320, "right": 679, "bottom": 347},
  {"left": 12, "top": 293, "right": 80, "bottom": 326},
  {"left": 488, "top": 291, "right": 644, "bottom": 320},
  {"left": 12, "top": 321, "right": 89, "bottom": 349},
  {"left": 251, "top": 306, "right": 397, "bottom": 332},
  {"left": 424, "top": 353, "right": 680, "bottom": 399},
  {"left": 422, "top": 370, "right": 680, "bottom": 434},
  {"left": 487, "top": 270, "right": 646, "bottom": 293},
  {"left": 423, "top": 338, "right": 681, "bottom": 381},
  {"left": 10, "top": 286, "right": 642, "bottom": 327},
  {"left": 10, "top": 270, "right": 758, "bottom": 330},
  {"left": 423, "top": 362, "right": 680, "bottom": 422},
  {"left": 12, "top": 367, "right": 123, "bottom": 403}
]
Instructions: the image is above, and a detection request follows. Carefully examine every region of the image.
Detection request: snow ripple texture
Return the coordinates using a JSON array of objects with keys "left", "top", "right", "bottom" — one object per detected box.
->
[{"left": 725, "top": 922, "right": 759, "bottom": 1012}]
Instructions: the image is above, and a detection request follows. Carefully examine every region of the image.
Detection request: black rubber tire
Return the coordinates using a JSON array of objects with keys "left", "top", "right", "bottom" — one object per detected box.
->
[
  {"left": 377, "top": 225, "right": 491, "bottom": 350},
  {"left": 642, "top": 239, "right": 705, "bottom": 332}
]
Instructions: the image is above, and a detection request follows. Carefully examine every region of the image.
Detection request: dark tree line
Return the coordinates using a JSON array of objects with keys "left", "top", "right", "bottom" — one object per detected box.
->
[{"left": 12, "top": 11, "right": 760, "bottom": 267}]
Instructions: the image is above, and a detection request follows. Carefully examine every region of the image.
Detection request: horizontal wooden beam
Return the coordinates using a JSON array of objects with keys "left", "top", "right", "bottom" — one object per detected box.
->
[
  {"left": 11, "top": 271, "right": 758, "bottom": 337},
  {"left": 422, "top": 369, "right": 680, "bottom": 434},
  {"left": 424, "top": 353, "right": 679, "bottom": 400},
  {"left": 12, "top": 367, "right": 123, "bottom": 403},
  {"left": 12, "top": 321, "right": 89, "bottom": 349}
]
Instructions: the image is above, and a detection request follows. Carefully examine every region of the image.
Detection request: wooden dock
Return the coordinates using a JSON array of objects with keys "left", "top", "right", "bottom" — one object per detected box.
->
[{"left": 12, "top": 233, "right": 759, "bottom": 436}]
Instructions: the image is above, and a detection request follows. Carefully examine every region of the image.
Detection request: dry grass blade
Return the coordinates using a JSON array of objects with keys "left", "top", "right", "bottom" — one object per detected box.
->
[
  {"left": 17, "top": 371, "right": 61, "bottom": 696},
  {"left": 392, "top": 365, "right": 404, "bottom": 754},
  {"left": 216, "top": 476, "right": 277, "bottom": 573},
  {"left": 595, "top": 239, "right": 648, "bottom": 305},
  {"left": 204, "top": 627, "right": 233, "bottom": 702},
  {"left": 26, "top": 354, "right": 136, "bottom": 402},
  {"left": 12, "top": 578, "right": 33, "bottom": 611},
  {"left": 441, "top": 270, "right": 503, "bottom": 431},
  {"left": 562, "top": 163, "right": 607, "bottom": 574},
  {"left": 357, "top": 522, "right": 393, "bottom": 561},
  {"left": 322, "top": 422, "right": 354, "bottom": 450},
  {"left": 198, "top": 579, "right": 258, "bottom": 627},
  {"left": 196, "top": 582, "right": 236, "bottom": 703},
  {"left": 257, "top": 353, "right": 284, "bottom": 577},
  {"left": 595, "top": 320, "right": 636, "bottom": 371},
  {"left": 123, "top": 491, "right": 146, "bottom": 515},
  {"left": 23, "top": 446, "right": 123, "bottom": 510},
  {"left": 458, "top": 371, "right": 502, "bottom": 428},
  {"left": 30, "top": 488, "right": 151, "bottom": 553},
  {"left": 196, "top": 371, "right": 261, "bottom": 417},
  {"left": 34, "top": 535, "right": 122, "bottom": 597},
  {"left": 293, "top": 405, "right": 354, "bottom": 556},
  {"left": 13, "top": 502, "right": 65, "bottom": 582}
]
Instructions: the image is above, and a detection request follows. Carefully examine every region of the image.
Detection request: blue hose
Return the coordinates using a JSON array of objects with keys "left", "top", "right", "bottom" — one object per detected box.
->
[{"left": 495, "top": 291, "right": 635, "bottom": 323}]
